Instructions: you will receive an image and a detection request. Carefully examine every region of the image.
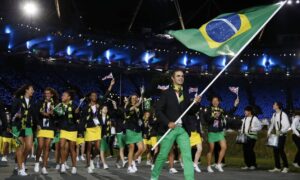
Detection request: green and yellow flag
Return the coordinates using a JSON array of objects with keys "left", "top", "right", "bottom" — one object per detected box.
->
[{"left": 168, "top": 2, "right": 285, "bottom": 57}]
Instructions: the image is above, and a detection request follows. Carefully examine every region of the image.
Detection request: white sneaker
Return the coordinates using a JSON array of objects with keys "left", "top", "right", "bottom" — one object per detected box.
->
[
  {"left": 80, "top": 155, "right": 85, "bottom": 161},
  {"left": 18, "top": 169, "right": 28, "bottom": 176},
  {"left": 39, "top": 157, "right": 43, "bottom": 162},
  {"left": 241, "top": 166, "right": 249, "bottom": 170},
  {"left": 194, "top": 164, "right": 201, "bottom": 173},
  {"left": 34, "top": 162, "right": 40, "bottom": 173},
  {"left": 221, "top": 163, "right": 226, "bottom": 167},
  {"left": 116, "top": 163, "right": 121, "bottom": 169},
  {"left": 90, "top": 160, "right": 95, "bottom": 170},
  {"left": 87, "top": 166, "right": 94, "bottom": 174},
  {"left": 180, "top": 162, "right": 184, "bottom": 169},
  {"left": 269, "top": 168, "right": 281, "bottom": 172},
  {"left": 60, "top": 164, "right": 66, "bottom": 173},
  {"left": 1, "top": 156, "right": 8, "bottom": 162},
  {"left": 65, "top": 162, "right": 70, "bottom": 170},
  {"left": 281, "top": 168, "right": 289, "bottom": 173},
  {"left": 22, "top": 163, "right": 26, "bottom": 171},
  {"left": 169, "top": 168, "right": 178, "bottom": 174},
  {"left": 127, "top": 166, "right": 136, "bottom": 174},
  {"left": 55, "top": 164, "right": 60, "bottom": 170},
  {"left": 71, "top": 167, "right": 77, "bottom": 174},
  {"left": 132, "top": 161, "right": 137, "bottom": 172},
  {"left": 249, "top": 166, "right": 256, "bottom": 170},
  {"left": 293, "top": 163, "right": 300, "bottom": 168},
  {"left": 122, "top": 160, "right": 128, "bottom": 168},
  {"left": 137, "top": 156, "right": 142, "bottom": 164},
  {"left": 41, "top": 167, "right": 48, "bottom": 175},
  {"left": 215, "top": 164, "right": 224, "bottom": 172},
  {"left": 103, "top": 163, "right": 109, "bottom": 170},
  {"left": 76, "top": 156, "right": 80, "bottom": 161},
  {"left": 207, "top": 166, "right": 214, "bottom": 173},
  {"left": 146, "top": 160, "right": 152, "bottom": 166}
]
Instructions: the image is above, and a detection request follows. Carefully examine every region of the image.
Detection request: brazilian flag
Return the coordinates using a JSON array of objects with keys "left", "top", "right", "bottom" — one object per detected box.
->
[{"left": 168, "top": 2, "right": 284, "bottom": 57}]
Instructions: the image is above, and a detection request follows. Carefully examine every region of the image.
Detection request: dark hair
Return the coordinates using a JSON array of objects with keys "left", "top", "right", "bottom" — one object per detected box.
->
[
  {"left": 210, "top": 95, "right": 222, "bottom": 102},
  {"left": 44, "top": 87, "right": 59, "bottom": 104},
  {"left": 244, "top": 106, "right": 254, "bottom": 115},
  {"left": 171, "top": 69, "right": 184, "bottom": 77},
  {"left": 64, "top": 90, "right": 76, "bottom": 100},
  {"left": 14, "top": 84, "right": 34, "bottom": 98},
  {"left": 87, "top": 91, "right": 98, "bottom": 103},
  {"left": 274, "top": 101, "right": 283, "bottom": 110}
]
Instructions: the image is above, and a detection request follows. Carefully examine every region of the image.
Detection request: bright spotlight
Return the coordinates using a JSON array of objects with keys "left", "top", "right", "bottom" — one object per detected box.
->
[
  {"left": 297, "top": 0, "right": 300, "bottom": 4},
  {"left": 23, "top": 2, "right": 39, "bottom": 16},
  {"left": 287, "top": 0, "right": 292, "bottom": 5}
]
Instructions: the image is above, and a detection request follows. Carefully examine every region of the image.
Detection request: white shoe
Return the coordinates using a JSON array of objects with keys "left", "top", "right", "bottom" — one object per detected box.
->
[
  {"left": 103, "top": 163, "right": 109, "bottom": 170},
  {"left": 207, "top": 166, "right": 214, "bottom": 173},
  {"left": 80, "top": 155, "right": 85, "bottom": 161},
  {"left": 180, "top": 162, "right": 184, "bottom": 169},
  {"left": 122, "top": 160, "right": 128, "bottom": 168},
  {"left": 249, "top": 166, "right": 256, "bottom": 170},
  {"left": 269, "top": 168, "right": 281, "bottom": 172},
  {"left": 1, "top": 156, "right": 8, "bottom": 162},
  {"left": 137, "top": 156, "right": 142, "bottom": 164},
  {"left": 241, "top": 166, "right": 249, "bottom": 170},
  {"left": 215, "top": 164, "right": 224, "bottom": 172},
  {"left": 22, "top": 163, "right": 26, "bottom": 171},
  {"left": 116, "top": 163, "right": 121, "bottom": 169},
  {"left": 127, "top": 166, "right": 136, "bottom": 174},
  {"left": 169, "top": 168, "right": 178, "bottom": 174},
  {"left": 34, "top": 162, "right": 40, "bottom": 173},
  {"left": 132, "top": 161, "right": 137, "bottom": 172},
  {"left": 55, "top": 164, "right": 60, "bottom": 170},
  {"left": 293, "top": 163, "right": 300, "bottom": 168},
  {"left": 281, "top": 168, "right": 289, "bottom": 173},
  {"left": 18, "top": 169, "right": 28, "bottom": 176},
  {"left": 65, "top": 162, "right": 70, "bottom": 170},
  {"left": 76, "top": 156, "right": 80, "bottom": 161},
  {"left": 194, "top": 164, "right": 201, "bottom": 173},
  {"left": 39, "top": 157, "right": 43, "bottom": 162},
  {"left": 60, "top": 164, "right": 66, "bottom": 173},
  {"left": 41, "top": 167, "right": 48, "bottom": 175},
  {"left": 90, "top": 160, "right": 95, "bottom": 170},
  {"left": 96, "top": 161, "right": 100, "bottom": 168},
  {"left": 146, "top": 160, "right": 152, "bottom": 166},
  {"left": 87, "top": 166, "right": 94, "bottom": 174},
  {"left": 71, "top": 167, "right": 77, "bottom": 174}
]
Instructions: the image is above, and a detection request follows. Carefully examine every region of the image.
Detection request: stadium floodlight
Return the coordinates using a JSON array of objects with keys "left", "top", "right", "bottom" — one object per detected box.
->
[{"left": 23, "top": 1, "right": 39, "bottom": 17}]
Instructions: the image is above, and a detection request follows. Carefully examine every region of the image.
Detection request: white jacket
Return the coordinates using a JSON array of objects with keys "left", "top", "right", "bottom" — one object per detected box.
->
[{"left": 268, "top": 111, "right": 290, "bottom": 136}]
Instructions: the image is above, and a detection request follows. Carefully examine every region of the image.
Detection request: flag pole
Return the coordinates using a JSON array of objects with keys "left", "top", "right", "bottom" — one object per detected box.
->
[{"left": 152, "top": 1, "right": 286, "bottom": 151}]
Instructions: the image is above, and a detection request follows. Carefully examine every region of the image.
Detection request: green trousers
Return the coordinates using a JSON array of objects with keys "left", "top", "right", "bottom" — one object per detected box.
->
[{"left": 151, "top": 127, "right": 194, "bottom": 180}]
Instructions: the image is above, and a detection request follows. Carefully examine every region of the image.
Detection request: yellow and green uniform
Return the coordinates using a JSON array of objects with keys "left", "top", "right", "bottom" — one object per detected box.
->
[
  {"left": 100, "top": 114, "right": 111, "bottom": 152},
  {"left": 124, "top": 105, "right": 143, "bottom": 145},
  {"left": 56, "top": 101, "right": 78, "bottom": 142},
  {"left": 37, "top": 99, "right": 57, "bottom": 139},
  {"left": 11, "top": 96, "right": 35, "bottom": 138},
  {"left": 83, "top": 104, "right": 101, "bottom": 142}
]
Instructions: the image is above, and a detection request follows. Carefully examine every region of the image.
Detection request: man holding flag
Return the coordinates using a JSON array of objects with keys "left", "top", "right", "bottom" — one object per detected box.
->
[
  {"left": 151, "top": 1, "right": 286, "bottom": 178},
  {"left": 151, "top": 69, "right": 201, "bottom": 180}
]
